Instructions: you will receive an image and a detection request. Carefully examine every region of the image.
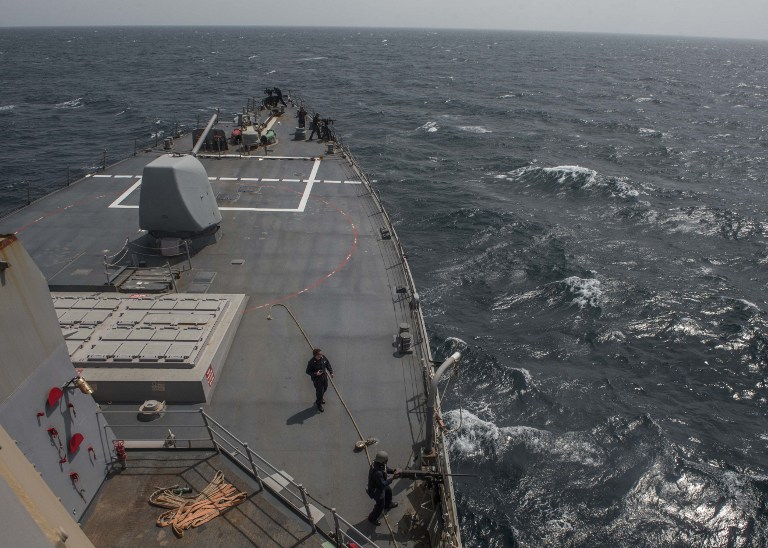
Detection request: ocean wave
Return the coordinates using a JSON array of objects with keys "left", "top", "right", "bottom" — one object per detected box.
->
[
  {"left": 418, "top": 121, "right": 438, "bottom": 132},
  {"left": 452, "top": 412, "right": 768, "bottom": 546},
  {"left": 493, "top": 275, "right": 604, "bottom": 313},
  {"left": 500, "top": 165, "right": 642, "bottom": 200},
  {"left": 446, "top": 411, "right": 607, "bottom": 468},
  {"left": 660, "top": 206, "right": 763, "bottom": 239},
  {"left": 0, "top": 105, "right": 14, "bottom": 112},
  {"left": 543, "top": 165, "right": 597, "bottom": 185},
  {"left": 457, "top": 125, "right": 492, "bottom": 134},
  {"left": 563, "top": 276, "right": 603, "bottom": 309},
  {"left": 55, "top": 97, "right": 83, "bottom": 109}
]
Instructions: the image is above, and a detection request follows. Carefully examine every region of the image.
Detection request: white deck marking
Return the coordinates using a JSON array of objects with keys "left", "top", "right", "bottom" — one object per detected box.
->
[
  {"left": 104, "top": 159, "right": 327, "bottom": 212},
  {"left": 196, "top": 154, "right": 315, "bottom": 160},
  {"left": 324, "top": 180, "right": 341, "bottom": 184},
  {"left": 297, "top": 158, "right": 321, "bottom": 213},
  {"left": 344, "top": 180, "right": 362, "bottom": 184},
  {"left": 109, "top": 179, "right": 143, "bottom": 209}
]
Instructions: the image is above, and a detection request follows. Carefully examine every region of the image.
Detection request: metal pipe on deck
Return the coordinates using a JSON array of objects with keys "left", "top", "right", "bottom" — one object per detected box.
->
[
  {"left": 424, "top": 352, "right": 461, "bottom": 458},
  {"left": 192, "top": 112, "right": 219, "bottom": 156}
]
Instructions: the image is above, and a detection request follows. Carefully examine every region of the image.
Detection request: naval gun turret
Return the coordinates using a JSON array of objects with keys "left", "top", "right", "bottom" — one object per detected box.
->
[{"left": 139, "top": 154, "right": 222, "bottom": 253}]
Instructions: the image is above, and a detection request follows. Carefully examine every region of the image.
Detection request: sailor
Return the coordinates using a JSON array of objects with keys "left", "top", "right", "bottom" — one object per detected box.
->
[
  {"left": 321, "top": 118, "right": 332, "bottom": 141},
  {"left": 306, "top": 348, "right": 333, "bottom": 412},
  {"left": 366, "top": 451, "right": 400, "bottom": 526},
  {"left": 297, "top": 106, "right": 307, "bottom": 128},
  {"left": 308, "top": 113, "right": 321, "bottom": 140},
  {"left": 273, "top": 87, "right": 287, "bottom": 106}
]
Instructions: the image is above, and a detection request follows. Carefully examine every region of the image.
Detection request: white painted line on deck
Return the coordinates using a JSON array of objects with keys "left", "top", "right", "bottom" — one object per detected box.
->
[
  {"left": 218, "top": 207, "right": 302, "bottom": 212},
  {"left": 196, "top": 154, "right": 315, "bottom": 160},
  {"left": 100, "top": 165, "right": 330, "bottom": 212},
  {"left": 297, "top": 158, "right": 321, "bottom": 213},
  {"left": 109, "top": 179, "right": 143, "bottom": 209},
  {"left": 344, "top": 180, "right": 362, "bottom": 184}
]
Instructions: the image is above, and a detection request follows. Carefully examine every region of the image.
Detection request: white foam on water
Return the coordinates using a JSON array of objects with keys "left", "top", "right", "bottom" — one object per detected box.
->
[
  {"left": 492, "top": 288, "right": 545, "bottom": 311},
  {"left": 0, "top": 105, "right": 14, "bottom": 111},
  {"left": 55, "top": 97, "right": 83, "bottom": 109},
  {"left": 445, "top": 411, "right": 603, "bottom": 467},
  {"left": 418, "top": 121, "right": 438, "bottom": 132},
  {"left": 737, "top": 299, "right": 759, "bottom": 310},
  {"left": 457, "top": 125, "right": 492, "bottom": 134},
  {"left": 635, "top": 97, "right": 654, "bottom": 102},
  {"left": 563, "top": 276, "right": 603, "bottom": 309},
  {"left": 542, "top": 165, "right": 598, "bottom": 185}
]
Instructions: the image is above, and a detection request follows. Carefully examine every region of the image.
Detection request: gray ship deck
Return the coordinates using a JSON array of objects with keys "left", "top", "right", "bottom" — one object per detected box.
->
[{"left": 0, "top": 100, "right": 439, "bottom": 546}]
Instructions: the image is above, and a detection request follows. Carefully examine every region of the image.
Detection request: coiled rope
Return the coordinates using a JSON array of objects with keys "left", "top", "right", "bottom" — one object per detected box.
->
[{"left": 150, "top": 471, "right": 247, "bottom": 538}]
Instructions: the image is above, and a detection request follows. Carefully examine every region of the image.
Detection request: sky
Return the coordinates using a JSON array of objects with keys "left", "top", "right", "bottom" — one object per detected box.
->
[{"left": 1, "top": 0, "right": 767, "bottom": 41}]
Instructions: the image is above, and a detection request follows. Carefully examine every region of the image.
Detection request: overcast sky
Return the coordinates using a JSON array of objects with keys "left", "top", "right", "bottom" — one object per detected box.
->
[{"left": 2, "top": 0, "right": 767, "bottom": 41}]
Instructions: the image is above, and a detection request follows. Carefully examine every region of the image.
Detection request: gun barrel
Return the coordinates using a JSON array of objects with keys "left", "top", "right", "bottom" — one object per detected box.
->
[{"left": 398, "top": 469, "right": 476, "bottom": 479}]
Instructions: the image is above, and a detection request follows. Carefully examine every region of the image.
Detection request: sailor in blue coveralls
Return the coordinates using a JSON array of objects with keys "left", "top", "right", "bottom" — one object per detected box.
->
[
  {"left": 306, "top": 348, "right": 333, "bottom": 412},
  {"left": 367, "top": 451, "right": 400, "bottom": 525}
]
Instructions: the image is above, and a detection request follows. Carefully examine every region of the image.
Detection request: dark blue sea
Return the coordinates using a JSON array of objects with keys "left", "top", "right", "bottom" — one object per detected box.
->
[{"left": 2, "top": 27, "right": 768, "bottom": 547}]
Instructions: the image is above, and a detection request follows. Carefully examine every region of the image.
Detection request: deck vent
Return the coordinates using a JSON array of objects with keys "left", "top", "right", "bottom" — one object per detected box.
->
[
  {"left": 138, "top": 399, "right": 166, "bottom": 421},
  {"left": 380, "top": 227, "right": 391, "bottom": 240}
]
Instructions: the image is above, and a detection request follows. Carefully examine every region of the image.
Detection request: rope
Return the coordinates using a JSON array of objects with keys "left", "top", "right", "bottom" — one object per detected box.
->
[
  {"left": 149, "top": 471, "right": 247, "bottom": 538},
  {"left": 267, "top": 303, "right": 400, "bottom": 546}
]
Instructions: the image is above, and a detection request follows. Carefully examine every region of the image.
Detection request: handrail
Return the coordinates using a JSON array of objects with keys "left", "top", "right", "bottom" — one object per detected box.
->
[
  {"left": 0, "top": 124, "right": 191, "bottom": 220},
  {"left": 98, "top": 407, "right": 378, "bottom": 547},
  {"left": 327, "top": 102, "right": 463, "bottom": 548}
]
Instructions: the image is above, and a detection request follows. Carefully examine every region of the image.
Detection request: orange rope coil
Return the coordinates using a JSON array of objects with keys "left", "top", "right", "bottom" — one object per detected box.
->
[{"left": 150, "top": 471, "right": 247, "bottom": 537}]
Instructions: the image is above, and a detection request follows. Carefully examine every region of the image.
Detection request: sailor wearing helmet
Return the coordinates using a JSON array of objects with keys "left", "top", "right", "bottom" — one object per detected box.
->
[{"left": 366, "top": 451, "right": 400, "bottom": 525}]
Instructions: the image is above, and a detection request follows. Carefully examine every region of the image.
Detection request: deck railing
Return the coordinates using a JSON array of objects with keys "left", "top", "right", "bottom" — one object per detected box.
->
[
  {"left": 97, "top": 408, "right": 379, "bottom": 548},
  {"left": 0, "top": 127, "right": 188, "bottom": 219},
  {"left": 323, "top": 104, "right": 464, "bottom": 548}
]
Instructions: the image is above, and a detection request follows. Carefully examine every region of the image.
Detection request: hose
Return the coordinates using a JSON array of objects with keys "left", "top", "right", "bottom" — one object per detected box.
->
[{"left": 267, "top": 303, "right": 401, "bottom": 546}]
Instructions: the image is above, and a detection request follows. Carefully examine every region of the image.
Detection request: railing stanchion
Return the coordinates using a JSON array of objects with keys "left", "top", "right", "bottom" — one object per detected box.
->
[
  {"left": 199, "top": 408, "right": 218, "bottom": 452},
  {"left": 243, "top": 442, "right": 263, "bottom": 490},
  {"left": 332, "top": 508, "right": 341, "bottom": 546},
  {"left": 298, "top": 484, "right": 315, "bottom": 532}
]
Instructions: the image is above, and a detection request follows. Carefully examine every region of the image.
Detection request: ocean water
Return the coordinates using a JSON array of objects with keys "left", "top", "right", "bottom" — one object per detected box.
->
[{"left": 2, "top": 27, "right": 768, "bottom": 546}]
